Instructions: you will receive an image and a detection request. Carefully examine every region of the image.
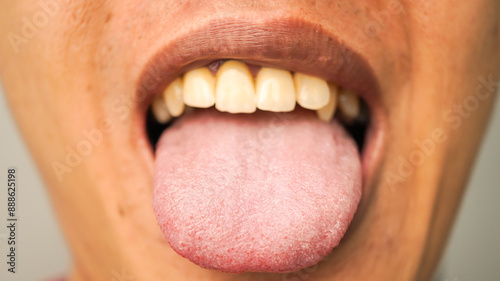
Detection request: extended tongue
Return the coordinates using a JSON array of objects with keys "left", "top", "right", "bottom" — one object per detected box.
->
[{"left": 153, "top": 109, "right": 361, "bottom": 273}]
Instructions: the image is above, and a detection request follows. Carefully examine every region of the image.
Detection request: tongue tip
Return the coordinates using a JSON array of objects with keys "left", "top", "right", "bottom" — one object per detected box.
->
[
  {"left": 154, "top": 177, "right": 361, "bottom": 274},
  {"left": 154, "top": 199, "right": 359, "bottom": 274},
  {"left": 157, "top": 221, "right": 347, "bottom": 274}
]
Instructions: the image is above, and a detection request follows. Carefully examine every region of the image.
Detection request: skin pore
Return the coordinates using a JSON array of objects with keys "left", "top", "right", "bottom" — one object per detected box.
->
[{"left": 1, "top": 1, "right": 499, "bottom": 280}]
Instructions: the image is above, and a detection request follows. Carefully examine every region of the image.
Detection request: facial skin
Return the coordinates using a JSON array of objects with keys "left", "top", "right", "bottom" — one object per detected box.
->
[{"left": 1, "top": 0, "right": 499, "bottom": 280}]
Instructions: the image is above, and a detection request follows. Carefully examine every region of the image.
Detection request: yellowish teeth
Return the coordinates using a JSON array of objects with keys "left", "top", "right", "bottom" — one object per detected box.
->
[
  {"left": 183, "top": 67, "right": 216, "bottom": 108},
  {"left": 164, "top": 77, "right": 185, "bottom": 117},
  {"left": 150, "top": 61, "right": 363, "bottom": 124},
  {"left": 151, "top": 95, "right": 172, "bottom": 124},
  {"left": 215, "top": 60, "right": 256, "bottom": 114},
  {"left": 255, "top": 67, "right": 296, "bottom": 112},
  {"left": 293, "top": 72, "right": 330, "bottom": 110},
  {"left": 338, "top": 88, "right": 360, "bottom": 121},
  {"left": 316, "top": 83, "right": 338, "bottom": 122}
]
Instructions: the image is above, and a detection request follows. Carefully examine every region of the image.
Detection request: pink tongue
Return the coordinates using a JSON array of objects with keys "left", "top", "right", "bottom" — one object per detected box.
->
[{"left": 153, "top": 109, "right": 361, "bottom": 273}]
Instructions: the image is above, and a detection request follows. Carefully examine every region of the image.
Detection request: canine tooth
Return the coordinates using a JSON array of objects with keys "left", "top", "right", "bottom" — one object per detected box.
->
[
  {"left": 183, "top": 68, "right": 215, "bottom": 108},
  {"left": 338, "top": 88, "right": 360, "bottom": 121},
  {"left": 164, "top": 77, "right": 185, "bottom": 117},
  {"left": 255, "top": 68, "right": 296, "bottom": 112},
  {"left": 316, "top": 83, "right": 338, "bottom": 122},
  {"left": 294, "top": 73, "right": 330, "bottom": 110},
  {"left": 152, "top": 96, "right": 172, "bottom": 124},
  {"left": 215, "top": 60, "right": 256, "bottom": 113}
]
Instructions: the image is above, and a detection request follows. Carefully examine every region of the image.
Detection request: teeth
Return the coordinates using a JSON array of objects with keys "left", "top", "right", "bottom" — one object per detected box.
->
[
  {"left": 338, "top": 88, "right": 360, "bottom": 121},
  {"left": 294, "top": 73, "right": 330, "bottom": 110},
  {"left": 151, "top": 61, "right": 363, "bottom": 124},
  {"left": 215, "top": 60, "right": 256, "bottom": 114},
  {"left": 316, "top": 83, "right": 338, "bottom": 122},
  {"left": 255, "top": 68, "right": 296, "bottom": 112},
  {"left": 151, "top": 95, "right": 172, "bottom": 124},
  {"left": 164, "top": 77, "right": 185, "bottom": 117},
  {"left": 183, "top": 67, "right": 216, "bottom": 108}
]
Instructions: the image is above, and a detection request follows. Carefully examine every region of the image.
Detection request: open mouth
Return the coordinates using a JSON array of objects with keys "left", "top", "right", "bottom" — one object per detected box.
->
[
  {"left": 146, "top": 59, "right": 369, "bottom": 150},
  {"left": 135, "top": 18, "right": 385, "bottom": 274}
]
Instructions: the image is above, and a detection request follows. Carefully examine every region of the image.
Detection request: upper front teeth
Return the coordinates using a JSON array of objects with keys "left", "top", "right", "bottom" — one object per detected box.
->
[
  {"left": 151, "top": 60, "right": 361, "bottom": 123},
  {"left": 215, "top": 60, "right": 257, "bottom": 113},
  {"left": 255, "top": 67, "right": 296, "bottom": 112}
]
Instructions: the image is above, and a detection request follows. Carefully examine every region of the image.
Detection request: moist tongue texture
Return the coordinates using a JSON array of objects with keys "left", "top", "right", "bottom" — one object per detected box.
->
[{"left": 153, "top": 109, "right": 361, "bottom": 273}]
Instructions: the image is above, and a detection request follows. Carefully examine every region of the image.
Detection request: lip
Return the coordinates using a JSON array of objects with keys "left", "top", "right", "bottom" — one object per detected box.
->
[{"left": 135, "top": 15, "right": 386, "bottom": 254}]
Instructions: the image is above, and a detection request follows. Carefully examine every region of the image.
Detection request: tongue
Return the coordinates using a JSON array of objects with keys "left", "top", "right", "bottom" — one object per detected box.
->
[{"left": 153, "top": 109, "right": 361, "bottom": 273}]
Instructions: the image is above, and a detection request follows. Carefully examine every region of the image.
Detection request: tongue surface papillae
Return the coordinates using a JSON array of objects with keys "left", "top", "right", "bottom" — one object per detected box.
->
[{"left": 153, "top": 109, "right": 361, "bottom": 273}]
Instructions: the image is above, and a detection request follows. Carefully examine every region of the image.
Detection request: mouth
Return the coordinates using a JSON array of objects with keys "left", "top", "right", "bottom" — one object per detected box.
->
[{"left": 136, "top": 17, "right": 385, "bottom": 274}]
